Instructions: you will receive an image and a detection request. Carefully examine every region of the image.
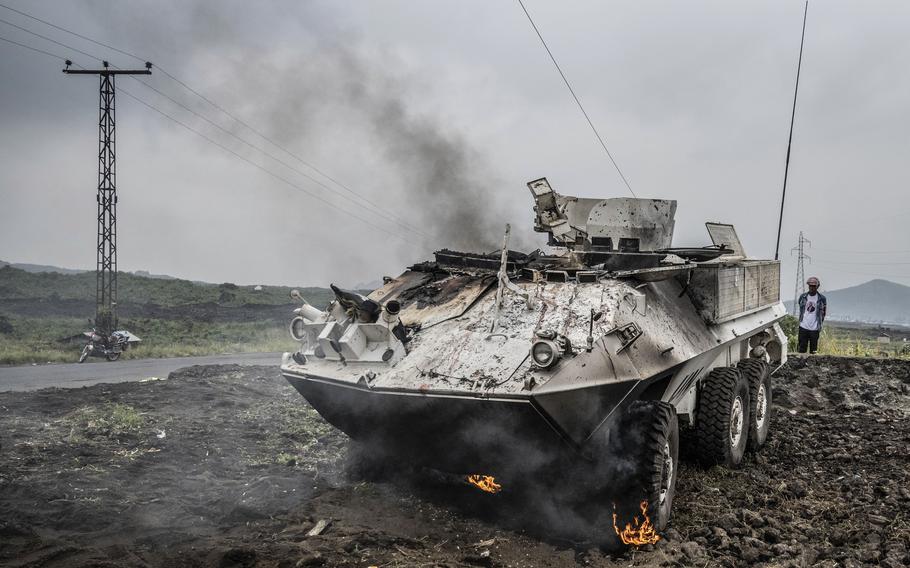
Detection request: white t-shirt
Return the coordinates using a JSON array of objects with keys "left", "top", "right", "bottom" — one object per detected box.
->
[{"left": 800, "top": 293, "right": 821, "bottom": 331}]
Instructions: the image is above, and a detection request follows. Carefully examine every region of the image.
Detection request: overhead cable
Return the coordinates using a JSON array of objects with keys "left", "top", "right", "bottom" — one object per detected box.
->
[
  {"left": 118, "top": 85, "right": 421, "bottom": 247},
  {"left": 129, "top": 75, "right": 432, "bottom": 238},
  {"left": 0, "top": 15, "right": 99, "bottom": 61},
  {"left": 811, "top": 247, "right": 910, "bottom": 255},
  {"left": 0, "top": 2, "right": 428, "bottom": 237},
  {"left": 0, "top": 1, "right": 145, "bottom": 60},
  {"left": 0, "top": 11, "right": 429, "bottom": 242},
  {"left": 516, "top": 0, "right": 636, "bottom": 197},
  {"left": 0, "top": 33, "right": 67, "bottom": 60},
  {"left": 810, "top": 259, "right": 910, "bottom": 266},
  {"left": 810, "top": 262, "right": 909, "bottom": 280},
  {"left": 0, "top": 28, "right": 422, "bottom": 244}
]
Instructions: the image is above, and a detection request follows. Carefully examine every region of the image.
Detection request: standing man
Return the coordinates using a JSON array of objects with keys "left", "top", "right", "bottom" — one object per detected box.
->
[{"left": 797, "top": 276, "right": 827, "bottom": 354}]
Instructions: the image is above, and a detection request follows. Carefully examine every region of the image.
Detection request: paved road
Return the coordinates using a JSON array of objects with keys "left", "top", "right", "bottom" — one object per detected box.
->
[{"left": 0, "top": 352, "right": 285, "bottom": 392}]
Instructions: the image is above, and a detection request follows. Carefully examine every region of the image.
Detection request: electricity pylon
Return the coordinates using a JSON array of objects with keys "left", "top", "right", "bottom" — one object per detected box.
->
[
  {"left": 63, "top": 60, "right": 151, "bottom": 333},
  {"left": 791, "top": 231, "right": 811, "bottom": 315}
]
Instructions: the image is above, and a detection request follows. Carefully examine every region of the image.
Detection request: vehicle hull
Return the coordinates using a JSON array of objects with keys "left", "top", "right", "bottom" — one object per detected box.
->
[{"left": 283, "top": 369, "right": 663, "bottom": 476}]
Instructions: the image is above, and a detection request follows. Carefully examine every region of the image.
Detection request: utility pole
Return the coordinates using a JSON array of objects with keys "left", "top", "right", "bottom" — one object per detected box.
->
[
  {"left": 791, "top": 231, "right": 811, "bottom": 315},
  {"left": 63, "top": 60, "right": 151, "bottom": 334}
]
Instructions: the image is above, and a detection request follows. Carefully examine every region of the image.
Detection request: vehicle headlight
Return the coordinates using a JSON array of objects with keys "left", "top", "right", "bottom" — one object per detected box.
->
[
  {"left": 289, "top": 317, "right": 307, "bottom": 341},
  {"left": 531, "top": 339, "right": 561, "bottom": 369}
]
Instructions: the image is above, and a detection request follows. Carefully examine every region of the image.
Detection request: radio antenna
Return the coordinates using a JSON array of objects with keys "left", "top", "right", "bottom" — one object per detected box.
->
[{"left": 775, "top": 1, "right": 809, "bottom": 260}]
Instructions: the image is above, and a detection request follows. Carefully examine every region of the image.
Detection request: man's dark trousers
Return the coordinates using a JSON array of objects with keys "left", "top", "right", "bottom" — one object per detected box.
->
[{"left": 798, "top": 327, "right": 820, "bottom": 354}]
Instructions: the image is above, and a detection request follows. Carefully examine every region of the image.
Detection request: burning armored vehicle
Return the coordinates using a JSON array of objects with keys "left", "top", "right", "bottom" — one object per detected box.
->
[{"left": 281, "top": 177, "right": 787, "bottom": 543}]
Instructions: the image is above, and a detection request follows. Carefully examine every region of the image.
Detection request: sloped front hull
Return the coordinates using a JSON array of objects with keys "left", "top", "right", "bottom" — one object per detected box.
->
[{"left": 282, "top": 371, "right": 652, "bottom": 476}]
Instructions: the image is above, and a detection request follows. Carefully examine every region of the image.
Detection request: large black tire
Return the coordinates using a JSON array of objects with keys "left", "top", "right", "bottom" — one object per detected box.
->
[
  {"left": 606, "top": 400, "right": 679, "bottom": 534},
  {"left": 106, "top": 352, "right": 121, "bottom": 362},
  {"left": 737, "top": 359, "right": 771, "bottom": 451},
  {"left": 694, "top": 367, "right": 750, "bottom": 467}
]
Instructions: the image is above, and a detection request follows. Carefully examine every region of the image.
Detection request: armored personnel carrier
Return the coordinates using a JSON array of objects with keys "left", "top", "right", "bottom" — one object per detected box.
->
[{"left": 281, "top": 177, "right": 787, "bottom": 543}]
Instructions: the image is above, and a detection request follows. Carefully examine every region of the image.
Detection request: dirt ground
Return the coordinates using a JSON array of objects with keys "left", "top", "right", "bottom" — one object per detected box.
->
[{"left": 0, "top": 356, "right": 907, "bottom": 568}]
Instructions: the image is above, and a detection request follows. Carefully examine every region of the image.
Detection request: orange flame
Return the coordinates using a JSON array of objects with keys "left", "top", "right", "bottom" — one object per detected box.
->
[
  {"left": 612, "top": 500, "right": 660, "bottom": 546},
  {"left": 466, "top": 474, "right": 502, "bottom": 494}
]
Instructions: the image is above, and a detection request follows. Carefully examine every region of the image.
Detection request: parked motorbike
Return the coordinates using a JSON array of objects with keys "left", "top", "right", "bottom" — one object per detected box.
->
[{"left": 78, "top": 323, "right": 135, "bottom": 363}]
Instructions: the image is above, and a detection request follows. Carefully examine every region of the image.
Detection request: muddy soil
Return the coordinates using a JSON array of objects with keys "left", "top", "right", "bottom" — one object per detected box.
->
[{"left": 0, "top": 357, "right": 907, "bottom": 567}]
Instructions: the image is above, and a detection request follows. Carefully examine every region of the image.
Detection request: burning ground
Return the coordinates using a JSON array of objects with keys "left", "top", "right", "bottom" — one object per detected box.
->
[{"left": 0, "top": 357, "right": 908, "bottom": 567}]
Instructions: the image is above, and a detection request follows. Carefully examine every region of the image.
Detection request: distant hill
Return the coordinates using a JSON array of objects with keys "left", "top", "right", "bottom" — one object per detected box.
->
[
  {"left": 0, "top": 260, "right": 87, "bottom": 275},
  {"left": 786, "top": 279, "right": 910, "bottom": 326},
  {"left": 0, "top": 264, "right": 333, "bottom": 310},
  {"left": 0, "top": 260, "right": 191, "bottom": 281}
]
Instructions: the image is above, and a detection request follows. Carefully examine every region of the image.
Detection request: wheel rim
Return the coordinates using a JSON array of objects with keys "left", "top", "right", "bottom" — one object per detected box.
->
[
  {"left": 755, "top": 384, "right": 768, "bottom": 430},
  {"left": 730, "top": 396, "right": 744, "bottom": 447},
  {"left": 659, "top": 441, "right": 674, "bottom": 507}
]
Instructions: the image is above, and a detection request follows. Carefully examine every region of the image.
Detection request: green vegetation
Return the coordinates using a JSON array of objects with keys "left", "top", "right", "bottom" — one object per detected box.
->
[
  {"left": 780, "top": 315, "right": 910, "bottom": 359},
  {"left": 238, "top": 399, "right": 344, "bottom": 470},
  {"left": 0, "top": 315, "right": 298, "bottom": 365},
  {"left": 0, "top": 264, "right": 333, "bottom": 307},
  {"left": 67, "top": 403, "right": 145, "bottom": 439},
  {"left": 0, "top": 265, "right": 325, "bottom": 365}
]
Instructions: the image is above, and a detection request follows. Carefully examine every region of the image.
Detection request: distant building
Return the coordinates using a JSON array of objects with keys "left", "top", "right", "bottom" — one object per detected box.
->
[
  {"left": 254, "top": 285, "right": 263, "bottom": 291},
  {"left": 876, "top": 333, "right": 891, "bottom": 344}
]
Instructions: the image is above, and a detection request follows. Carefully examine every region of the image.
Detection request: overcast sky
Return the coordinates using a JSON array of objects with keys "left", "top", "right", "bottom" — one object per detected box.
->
[{"left": 1, "top": 0, "right": 908, "bottom": 295}]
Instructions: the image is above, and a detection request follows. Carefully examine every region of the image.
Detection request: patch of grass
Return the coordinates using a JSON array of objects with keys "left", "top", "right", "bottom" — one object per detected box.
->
[
  {"left": 67, "top": 403, "right": 146, "bottom": 440},
  {"left": 238, "top": 400, "right": 345, "bottom": 471},
  {"left": 780, "top": 315, "right": 910, "bottom": 359}
]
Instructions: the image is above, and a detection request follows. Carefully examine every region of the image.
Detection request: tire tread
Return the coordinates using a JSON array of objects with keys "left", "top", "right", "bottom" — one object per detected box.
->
[
  {"left": 694, "top": 367, "right": 749, "bottom": 467},
  {"left": 738, "top": 359, "right": 770, "bottom": 451}
]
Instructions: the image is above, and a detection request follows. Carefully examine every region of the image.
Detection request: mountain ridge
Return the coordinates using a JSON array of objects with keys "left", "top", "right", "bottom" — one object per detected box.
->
[{"left": 785, "top": 278, "right": 910, "bottom": 325}]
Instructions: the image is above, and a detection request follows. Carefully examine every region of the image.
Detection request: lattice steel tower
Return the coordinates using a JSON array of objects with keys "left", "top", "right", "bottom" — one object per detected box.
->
[
  {"left": 64, "top": 60, "right": 151, "bottom": 333},
  {"left": 791, "top": 231, "right": 811, "bottom": 315}
]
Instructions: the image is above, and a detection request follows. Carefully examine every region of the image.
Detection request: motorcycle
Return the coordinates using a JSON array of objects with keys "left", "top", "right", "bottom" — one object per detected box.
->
[{"left": 78, "top": 322, "right": 138, "bottom": 362}]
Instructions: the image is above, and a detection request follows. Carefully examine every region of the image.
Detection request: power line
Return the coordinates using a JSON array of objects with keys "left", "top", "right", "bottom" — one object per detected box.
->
[
  {"left": 0, "top": 21, "right": 423, "bottom": 245},
  {"left": 0, "top": 2, "right": 428, "bottom": 237},
  {"left": 516, "top": 0, "right": 636, "bottom": 198},
  {"left": 811, "top": 247, "right": 910, "bottom": 255},
  {"left": 145, "top": 67, "right": 430, "bottom": 237},
  {"left": 0, "top": 12, "right": 430, "bottom": 243},
  {"left": 0, "top": 15, "right": 100, "bottom": 62},
  {"left": 118, "top": 85, "right": 421, "bottom": 248},
  {"left": 0, "top": 33, "right": 67, "bottom": 60},
  {"left": 128, "top": 75, "right": 431, "bottom": 238},
  {"left": 0, "top": 1, "right": 144, "bottom": 60},
  {"left": 150, "top": 66, "right": 420, "bottom": 232},
  {"left": 811, "top": 258, "right": 910, "bottom": 266},
  {"left": 1, "top": 34, "right": 427, "bottom": 276},
  {"left": 811, "top": 262, "right": 910, "bottom": 281}
]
